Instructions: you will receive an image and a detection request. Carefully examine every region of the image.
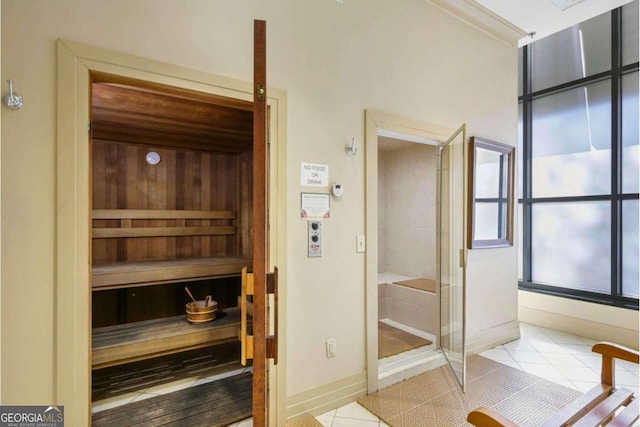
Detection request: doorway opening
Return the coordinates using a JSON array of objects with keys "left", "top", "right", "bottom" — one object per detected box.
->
[
  {"left": 376, "top": 132, "right": 441, "bottom": 386},
  {"left": 89, "top": 74, "right": 256, "bottom": 426},
  {"left": 56, "top": 36, "right": 286, "bottom": 426},
  {"left": 365, "top": 110, "right": 467, "bottom": 393}
]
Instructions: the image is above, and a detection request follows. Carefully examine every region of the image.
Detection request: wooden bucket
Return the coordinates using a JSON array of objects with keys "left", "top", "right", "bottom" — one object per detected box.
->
[{"left": 186, "top": 296, "right": 217, "bottom": 323}]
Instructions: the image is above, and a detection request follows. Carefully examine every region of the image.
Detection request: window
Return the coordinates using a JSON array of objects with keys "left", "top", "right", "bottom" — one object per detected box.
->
[{"left": 518, "top": 1, "right": 639, "bottom": 309}]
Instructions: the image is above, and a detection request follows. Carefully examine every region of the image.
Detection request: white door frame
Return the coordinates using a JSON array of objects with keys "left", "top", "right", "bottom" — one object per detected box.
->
[
  {"left": 364, "top": 110, "right": 455, "bottom": 393},
  {"left": 56, "top": 39, "right": 288, "bottom": 426}
]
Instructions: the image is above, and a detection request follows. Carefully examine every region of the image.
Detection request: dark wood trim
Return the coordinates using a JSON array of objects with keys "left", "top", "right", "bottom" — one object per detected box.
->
[{"left": 252, "top": 19, "right": 268, "bottom": 427}]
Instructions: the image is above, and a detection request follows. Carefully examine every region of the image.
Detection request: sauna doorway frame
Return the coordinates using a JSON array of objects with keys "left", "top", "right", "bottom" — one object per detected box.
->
[
  {"left": 364, "top": 110, "right": 461, "bottom": 393},
  {"left": 56, "top": 39, "right": 288, "bottom": 426}
]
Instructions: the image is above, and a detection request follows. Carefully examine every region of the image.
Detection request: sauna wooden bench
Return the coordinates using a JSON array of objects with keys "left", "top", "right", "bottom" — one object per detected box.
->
[
  {"left": 92, "top": 308, "right": 241, "bottom": 369},
  {"left": 92, "top": 256, "right": 251, "bottom": 290}
]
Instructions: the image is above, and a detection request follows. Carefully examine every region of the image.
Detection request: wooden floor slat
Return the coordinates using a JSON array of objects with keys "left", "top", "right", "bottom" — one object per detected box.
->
[
  {"left": 92, "top": 372, "right": 252, "bottom": 427},
  {"left": 92, "top": 343, "right": 241, "bottom": 400}
]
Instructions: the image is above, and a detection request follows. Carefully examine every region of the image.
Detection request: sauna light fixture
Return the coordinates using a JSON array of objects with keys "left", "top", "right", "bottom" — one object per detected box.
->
[
  {"left": 2, "top": 80, "right": 23, "bottom": 110},
  {"left": 146, "top": 151, "right": 161, "bottom": 165},
  {"left": 345, "top": 137, "right": 358, "bottom": 156}
]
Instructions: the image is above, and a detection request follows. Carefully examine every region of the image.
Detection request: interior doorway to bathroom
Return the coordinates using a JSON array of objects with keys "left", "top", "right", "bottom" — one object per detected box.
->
[{"left": 376, "top": 133, "right": 441, "bottom": 387}]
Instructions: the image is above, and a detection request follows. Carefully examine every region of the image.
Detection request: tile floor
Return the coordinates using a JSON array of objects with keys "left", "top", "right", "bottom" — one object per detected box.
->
[{"left": 307, "top": 322, "right": 639, "bottom": 427}]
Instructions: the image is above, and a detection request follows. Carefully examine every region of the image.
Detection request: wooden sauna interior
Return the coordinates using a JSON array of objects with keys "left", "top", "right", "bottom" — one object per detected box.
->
[{"left": 90, "top": 76, "right": 255, "bottom": 425}]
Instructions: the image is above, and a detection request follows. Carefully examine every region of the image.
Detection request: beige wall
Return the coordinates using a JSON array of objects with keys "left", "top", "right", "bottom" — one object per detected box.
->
[
  {"left": 1, "top": 0, "right": 519, "bottom": 409},
  {"left": 378, "top": 144, "right": 438, "bottom": 279}
]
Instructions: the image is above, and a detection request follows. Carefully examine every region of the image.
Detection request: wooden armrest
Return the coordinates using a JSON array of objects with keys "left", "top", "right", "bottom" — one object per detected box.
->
[
  {"left": 592, "top": 342, "right": 639, "bottom": 387},
  {"left": 592, "top": 342, "right": 640, "bottom": 365},
  {"left": 467, "top": 407, "right": 519, "bottom": 427}
]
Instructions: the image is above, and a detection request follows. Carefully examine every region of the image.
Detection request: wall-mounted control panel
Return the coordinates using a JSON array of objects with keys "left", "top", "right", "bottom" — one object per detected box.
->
[{"left": 308, "top": 220, "right": 323, "bottom": 257}]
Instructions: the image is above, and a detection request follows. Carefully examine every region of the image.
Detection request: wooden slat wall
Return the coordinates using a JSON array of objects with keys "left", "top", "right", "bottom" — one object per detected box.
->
[
  {"left": 92, "top": 277, "right": 241, "bottom": 328},
  {"left": 92, "top": 140, "right": 248, "bottom": 264}
]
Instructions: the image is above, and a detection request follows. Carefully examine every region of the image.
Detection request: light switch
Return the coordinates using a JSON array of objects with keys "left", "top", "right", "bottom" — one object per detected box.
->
[
  {"left": 356, "top": 235, "right": 365, "bottom": 253},
  {"left": 326, "top": 339, "right": 336, "bottom": 358}
]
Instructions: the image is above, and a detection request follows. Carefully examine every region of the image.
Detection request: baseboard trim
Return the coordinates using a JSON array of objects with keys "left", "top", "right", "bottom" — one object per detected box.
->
[
  {"left": 286, "top": 372, "right": 367, "bottom": 423},
  {"left": 519, "top": 306, "right": 639, "bottom": 349},
  {"left": 466, "top": 320, "right": 520, "bottom": 355}
]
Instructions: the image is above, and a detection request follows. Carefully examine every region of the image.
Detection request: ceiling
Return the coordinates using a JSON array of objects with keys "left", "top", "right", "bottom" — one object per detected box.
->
[
  {"left": 473, "top": 0, "right": 635, "bottom": 45},
  {"left": 91, "top": 83, "right": 253, "bottom": 153}
]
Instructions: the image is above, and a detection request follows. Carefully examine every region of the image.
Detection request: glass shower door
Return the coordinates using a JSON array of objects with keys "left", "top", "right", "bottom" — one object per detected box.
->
[{"left": 439, "top": 124, "right": 467, "bottom": 391}]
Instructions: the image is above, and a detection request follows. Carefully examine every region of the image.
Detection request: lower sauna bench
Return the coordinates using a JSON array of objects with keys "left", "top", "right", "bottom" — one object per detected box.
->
[
  {"left": 92, "top": 308, "right": 241, "bottom": 369},
  {"left": 92, "top": 370, "right": 252, "bottom": 427}
]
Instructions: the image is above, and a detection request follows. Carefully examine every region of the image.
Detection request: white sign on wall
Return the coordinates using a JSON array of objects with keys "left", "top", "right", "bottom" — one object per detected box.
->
[
  {"left": 301, "top": 162, "right": 329, "bottom": 187},
  {"left": 300, "top": 193, "right": 331, "bottom": 218}
]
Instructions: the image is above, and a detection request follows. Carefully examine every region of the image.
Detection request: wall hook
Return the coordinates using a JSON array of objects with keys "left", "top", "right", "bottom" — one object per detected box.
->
[
  {"left": 2, "top": 80, "right": 24, "bottom": 110},
  {"left": 345, "top": 137, "right": 358, "bottom": 156}
]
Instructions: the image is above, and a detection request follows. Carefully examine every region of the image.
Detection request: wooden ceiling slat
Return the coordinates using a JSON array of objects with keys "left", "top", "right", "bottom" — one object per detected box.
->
[
  {"left": 92, "top": 108, "right": 252, "bottom": 140},
  {"left": 92, "top": 129, "right": 251, "bottom": 154},
  {"left": 91, "top": 83, "right": 253, "bottom": 153},
  {"left": 92, "top": 84, "right": 252, "bottom": 129},
  {"left": 91, "top": 72, "right": 253, "bottom": 112}
]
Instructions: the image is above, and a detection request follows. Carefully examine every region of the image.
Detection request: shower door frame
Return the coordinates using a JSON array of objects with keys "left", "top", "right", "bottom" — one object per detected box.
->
[{"left": 364, "top": 110, "right": 467, "bottom": 393}]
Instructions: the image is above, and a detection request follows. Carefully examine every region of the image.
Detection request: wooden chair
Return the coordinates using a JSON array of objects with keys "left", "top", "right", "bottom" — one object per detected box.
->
[{"left": 467, "top": 342, "right": 640, "bottom": 427}]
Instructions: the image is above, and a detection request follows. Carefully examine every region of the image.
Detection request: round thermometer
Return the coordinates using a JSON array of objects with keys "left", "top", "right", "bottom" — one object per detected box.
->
[{"left": 146, "top": 151, "right": 161, "bottom": 165}]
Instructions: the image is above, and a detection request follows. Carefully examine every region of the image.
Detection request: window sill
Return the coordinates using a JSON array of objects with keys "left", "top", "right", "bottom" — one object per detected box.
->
[{"left": 518, "top": 281, "right": 639, "bottom": 311}]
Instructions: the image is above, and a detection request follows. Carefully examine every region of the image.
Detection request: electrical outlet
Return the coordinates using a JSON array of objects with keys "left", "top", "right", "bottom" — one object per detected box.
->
[
  {"left": 356, "top": 235, "right": 365, "bottom": 253},
  {"left": 326, "top": 339, "right": 336, "bottom": 358}
]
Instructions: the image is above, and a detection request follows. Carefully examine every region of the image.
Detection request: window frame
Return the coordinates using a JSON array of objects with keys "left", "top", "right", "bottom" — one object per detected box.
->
[{"left": 518, "top": 6, "right": 640, "bottom": 310}]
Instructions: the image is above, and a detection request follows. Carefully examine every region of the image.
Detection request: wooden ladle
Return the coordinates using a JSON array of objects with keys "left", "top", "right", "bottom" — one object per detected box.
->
[{"left": 184, "top": 287, "right": 197, "bottom": 305}]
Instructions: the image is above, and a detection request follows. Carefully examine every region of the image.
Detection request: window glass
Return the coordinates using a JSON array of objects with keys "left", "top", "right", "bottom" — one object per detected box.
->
[
  {"left": 531, "top": 12, "right": 610, "bottom": 92},
  {"left": 474, "top": 203, "right": 501, "bottom": 240},
  {"left": 622, "top": 72, "right": 639, "bottom": 194},
  {"left": 532, "top": 80, "right": 611, "bottom": 197},
  {"left": 623, "top": 200, "right": 639, "bottom": 298},
  {"left": 622, "top": 0, "right": 639, "bottom": 66},
  {"left": 532, "top": 202, "right": 611, "bottom": 293}
]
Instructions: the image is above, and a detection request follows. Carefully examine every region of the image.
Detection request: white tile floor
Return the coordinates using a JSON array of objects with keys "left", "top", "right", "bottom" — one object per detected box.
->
[
  {"left": 306, "top": 322, "right": 639, "bottom": 427},
  {"left": 481, "top": 323, "right": 639, "bottom": 397}
]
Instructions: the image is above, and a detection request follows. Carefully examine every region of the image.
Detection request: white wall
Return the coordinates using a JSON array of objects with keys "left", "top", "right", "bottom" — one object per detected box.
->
[{"left": 1, "top": 0, "right": 519, "bottom": 410}]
